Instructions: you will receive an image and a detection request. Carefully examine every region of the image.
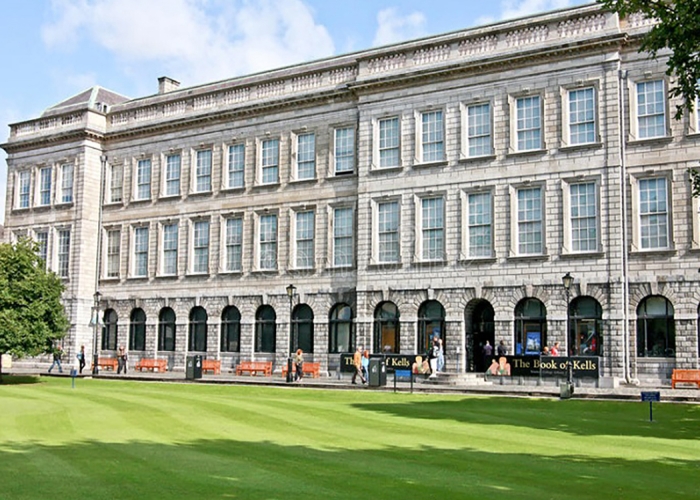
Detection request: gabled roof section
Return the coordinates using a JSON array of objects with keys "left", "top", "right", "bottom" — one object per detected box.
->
[{"left": 41, "top": 86, "right": 130, "bottom": 117}]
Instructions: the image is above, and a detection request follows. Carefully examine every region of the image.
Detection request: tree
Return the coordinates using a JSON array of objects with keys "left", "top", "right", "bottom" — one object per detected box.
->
[{"left": 0, "top": 238, "right": 69, "bottom": 382}]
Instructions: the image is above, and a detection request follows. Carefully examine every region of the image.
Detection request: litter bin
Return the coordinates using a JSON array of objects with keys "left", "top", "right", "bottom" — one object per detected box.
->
[
  {"left": 560, "top": 382, "right": 574, "bottom": 399},
  {"left": 186, "top": 355, "right": 203, "bottom": 380},
  {"left": 368, "top": 357, "right": 387, "bottom": 387}
]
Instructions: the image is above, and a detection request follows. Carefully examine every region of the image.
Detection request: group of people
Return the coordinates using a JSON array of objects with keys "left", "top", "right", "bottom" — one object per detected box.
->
[
  {"left": 47, "top": 344, "right": 129, "bottom": 374},
  {"left": 541, "top": 342, "right": 561, "bottom": 356},
  {"left": 351, "top": 346, "right": 370, "bottom": 384}
]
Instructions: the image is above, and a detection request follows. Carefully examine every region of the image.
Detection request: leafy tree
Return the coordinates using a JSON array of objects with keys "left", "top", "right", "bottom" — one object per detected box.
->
[{"left": 0, "top": 238, "right": 69, "bottom": 382}]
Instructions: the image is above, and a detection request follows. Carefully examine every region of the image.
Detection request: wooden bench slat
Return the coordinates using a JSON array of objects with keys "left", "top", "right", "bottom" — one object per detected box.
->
[
  {"left": 202, "top": 359, "right": 221, "bottom": 375},
  {"left": 281, "top": 362, "right": 321, "bottom": 378},
  {"left": 671, "top": 369, "right": 700, "bottom": 389},
  {"left": 97, "top": 358, "right": 118, "bottom": 370},
  {"left": 134, "top": 359, "right": 167, "bottom": 373},
  {"left": 235, "top": 361, "right": 272, "bottom": 377}
]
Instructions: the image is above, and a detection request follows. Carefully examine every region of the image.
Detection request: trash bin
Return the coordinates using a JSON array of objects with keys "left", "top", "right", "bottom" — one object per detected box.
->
[
  {"left": 560, "top": 382, "right": 574, "bottom": 399},
  {"left": 186, "top": 355, "right": 203, "bottom": 380},
  {"left": 368, "top": 357, "right": 387, "bottom": 387}
]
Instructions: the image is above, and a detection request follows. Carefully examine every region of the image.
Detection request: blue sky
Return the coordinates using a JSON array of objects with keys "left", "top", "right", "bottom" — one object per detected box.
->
[{"left": 0, "top": 0, "right": 590, "bottom": 222}]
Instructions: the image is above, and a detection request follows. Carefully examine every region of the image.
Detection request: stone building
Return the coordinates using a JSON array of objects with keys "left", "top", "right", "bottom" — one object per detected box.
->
[{"left": 2, "top": 4, "right": 699, "bottom": 385}]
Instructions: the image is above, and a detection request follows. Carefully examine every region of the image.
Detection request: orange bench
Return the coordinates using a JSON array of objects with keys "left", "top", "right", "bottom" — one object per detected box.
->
[
  {"left": 671, "top": 369, "right": 700, "bottom": 389},
  {"left": 134, "top": 358, "right": 167, "bottom": 372},
  {"left": 97, "top": 357, "right": 118, "bottom": 371},
  {"left": 235, "top": 361, "right": 272, "bottom": 377},
  {"left": 281, "top": 362, "right": 321, "bottom": 378},
  {"left": 202, "top": 359, "right": 221, "bottom": 375}
]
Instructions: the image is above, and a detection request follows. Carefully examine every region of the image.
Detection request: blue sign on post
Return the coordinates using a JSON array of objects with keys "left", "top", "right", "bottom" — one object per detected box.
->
[{"left": 641, "top": 391, "right": 660, "bottom": 422}]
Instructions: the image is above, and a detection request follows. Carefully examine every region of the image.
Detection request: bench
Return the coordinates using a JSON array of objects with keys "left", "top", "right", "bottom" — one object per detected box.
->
[
  {"left": 671, "top": 369, "right": 700, "bottom": 389},
  {"left": 97, "top": 357, "right": 118, "bottom": 371},
  {"left": 235, "top": 361, "right": 272, "bottom": 377},
  {"left": 202, "top": 359, "right": 221, "bottom": 375},
  {"left": 281, "top": 362, "right": 321, "bottom": 378},
  {"left": 134, "top": 358, "right": 168, "bottom": 372}
]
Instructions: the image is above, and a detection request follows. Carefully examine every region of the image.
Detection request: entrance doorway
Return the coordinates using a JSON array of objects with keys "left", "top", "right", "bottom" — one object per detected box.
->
[{"left": 466, "top": 300, "right": 494, "bottom": 372}]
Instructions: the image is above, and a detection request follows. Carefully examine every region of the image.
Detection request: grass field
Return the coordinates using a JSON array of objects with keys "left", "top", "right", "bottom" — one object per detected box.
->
[{"left": 0, "top": 376, "right": 698, "bottom": 499}]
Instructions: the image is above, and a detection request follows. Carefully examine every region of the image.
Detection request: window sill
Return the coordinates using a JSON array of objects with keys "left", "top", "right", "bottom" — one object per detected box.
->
[
  {"left": 506, "top": 254, "right": 549, "bottom": 263},
  {"left": 331, "top": 170, "right": 356, "bottom": 178},
  {"left": 185, "top": 272, "right": 210, "bottom": 278},
  {"left": 219, "top": 270, "right": 243, "bottom": 276},
  {"left": 251, "top": 269, "right": 278, "bottom": 275},
  {"left": 411, "top": 259, "right": 447, "bottom": 268},
  {"left": 627, "top": 136, "right": 673, "bottom": 147},
  {"left": 100, "top": 276, "right": 121, "bottom": 282},
  {"left": 187, "top": 190, "right": 212, "bottom": 198},
  {"left": 55, "top": 201, "right": 75, "bottom": 209},
  {"left": 369, "top": 165, "right": 403, "bottom": 174},
  {"left": 506, "top": 148, "right": 547, "bottom": 159},
  {"left": 458, "top": 154, "right": 496, "bottom": 164},
  {"left": 629, "top": 248, "right": 676, "bottom": 258},
  {"left": 159, "top": 193, "right": 182, "bottom": 200},
  {"left": 155, "top": 274, "right": 180, "bottom": 279},
  {"left": 126, "top": 276, "right": 149, "bottom": 281},
  {"left": 367, "top": 262, "right": 402, "bottom": 270},
  {"left": 558, "top": 142, "right": 603, "bottom": 153},
  {"left": 288, "top": 267, "right": 316, "bottom": 274},
  {"left": 288, "top": 177, "right": 317, "bottom": 186},
  {"left": 252, "top": 182, "right": 280, "bottom": 189},
  {"left": 220, "top": 186, "right": 245, "bottom": 194},
  {"left": 559, "top": 250, "right": 605, "bottom": 259},
  {"left": 412, "top": 160, "right": 447, "bottom": 169},
  {"left": 458, "top": 256, "right": 497, "bottom": 265},
  {"left": 130, "top": 198, "right": 152, "bottom": 205}
]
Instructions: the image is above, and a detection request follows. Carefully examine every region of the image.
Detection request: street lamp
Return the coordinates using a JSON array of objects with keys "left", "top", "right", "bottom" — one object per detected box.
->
[
  {"left": 562, "top": 272, "right": 573, "bottom": 386},
  {"left": 91, "top": 290, "right": 102, "bottom": 375},
  {"left": 286, "top": 284, "right": 297, "bottom": 383}
]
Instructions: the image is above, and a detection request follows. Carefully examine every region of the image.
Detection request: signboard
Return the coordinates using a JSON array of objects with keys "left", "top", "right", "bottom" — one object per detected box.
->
[
  {"left": 490, "top": 356, "right": 599, "bottom": 378},
  {"left": 339, "top": 353, "right": 419, "bottom": 373},
  {"left": 641, "top": 391, "right": 661, "bottom": 402}
]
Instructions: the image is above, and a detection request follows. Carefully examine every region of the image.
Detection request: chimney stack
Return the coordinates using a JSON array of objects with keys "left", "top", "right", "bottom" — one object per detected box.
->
[{"left": 158, "top": 76, "right": 180, "bottom": 94}]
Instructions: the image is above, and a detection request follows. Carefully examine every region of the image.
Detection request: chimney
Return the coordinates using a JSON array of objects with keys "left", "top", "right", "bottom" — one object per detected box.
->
[{"left": 158, "top": 76, "right": 180, "bottom": 94}]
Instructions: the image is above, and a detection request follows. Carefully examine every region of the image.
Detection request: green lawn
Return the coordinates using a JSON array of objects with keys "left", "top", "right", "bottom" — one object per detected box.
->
[{"left": 0, "top": 377, "right": 698, "bottom": 499}]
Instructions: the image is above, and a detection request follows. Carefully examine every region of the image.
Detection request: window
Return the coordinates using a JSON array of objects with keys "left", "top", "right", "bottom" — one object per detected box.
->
[
  {"left": 106, "top": 229, "right": 121, "bottom": 278},
  {"left": 292, "top": 304, "right": 314, "bottom": 353},
  {"left": 465, "top": 103, "right": 492, "bottom": 157},
  {"left": 295, "top": 133, "right": 315, "bottom": 180},
  {"left": 133, "top": 226, "right": 149, "bottom": 277},
  {"left": 195, "top": 149, "right": 212, "bottom": 192},
  {"left": 639, "top": 177, "right": 669, "bottom": 250},
  {"left": 102, "top": 309, "right": 118, "bottom": 350},
  {"left": 466, "top": 192, "right": 492, "bottom": 258},
  {"left": 60, "top": 164, "right": 74, "bottom": 203},
  {"left": 192, "top": 220, "right": 210, "bottom": 274},
  {"left": 164, "top": 154, "right": 181, "bottom": 196},
  {"left": 637, "top": 296, "right": 675, "bottom": 357},
  {"left": 161, "top": 223, "right": 178, "bottom": 275},
  {"left": 260, "top": 138, "right": 279, "bottom": 184},
  {"left": 188, "top": 307, "right": 208, "bottom": 352},
  {"left": 568, "top": 297, "right": 603, "bottom": 356},
  {"left": 17, "top": 171, "right": 30, "bottom": 208},
  {"left": 110, "top": 164, "right": 123, "bottom": 203},
  {"left": 136, "top": 159, "right": 151, "bottom": 200},
  {"left": 224, "top": 217, "right": 243, "bottom": 272},
  {"left": 294, "top": 211, "right": 315, "bottom": 269},
  {"left": 39, "top": 167, "right": 52, "bottom": 206},
  {"left": 515, "top": 96, "right": 542, "bottom": 151},
  {"left": 227, "top": 144, "right": 245, "bottom": 189},
  {"left": 255, "top": 305, "right": 276, "bottom": 353},
  {"left": 378, "top": 117, "right": 400, "bottom": 168},
  {"left": 333, "top": 207, "right": 353, "bottom": 267},
  {"left": 329, "top": 303, "right": 353, "bottom": 353},
  {"left": 158, "top": 308, "right": 176, "bottom": 352},
  {"left": 57, "top": 229, "right": 71, "bottom": 278},
  {"left": 636, "top": 80, "right": 666, "bottom": 139},
  {"left": 129, "top": 308, "right": 146, "bottom": 351},
  {"left": 373, "top": 302, "right": 400, "bottom": 354},
  {"left": 377, "top": 201, "right": 400, "bottom": 263},
  {"left": 419, "top": 110, "right": 444, "bottom": 163},
  {"left": 418, "top": 301, "right": 445, "bottom": 355},
  {"left": 516, "top": 187, "right": 543, "bottom": 255},
  {"left": 35, "top": 231, "right": 48, "bottom": 269},
  {"left": 420, "top": 197, "right": 444, "bottom": 261},
  {"left": 334, "top": 127, "right": 355, "bottom": 175},
  {"left": 221, "top": 306, "right": 241, "bottom": 353},
  {"left": 567, "top": 87, "right": 596, "bottom": 145},
  {"left": 514, "top": 298, "right": 547, "bottom": 355},
  {"left": 259, "top": 214, "right": 277, "bottom": 270},
  {"left": 569, "top": 182, "right": 598, "bottom": 252}
]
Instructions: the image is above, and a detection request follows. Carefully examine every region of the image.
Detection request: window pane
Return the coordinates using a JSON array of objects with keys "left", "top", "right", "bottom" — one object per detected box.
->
[
  {"left": 225, "top": 218, "right": 242, "bottom": 272},
  {"left": 162, "top": 224, "right": 178, "bottom": 275},
  {"left": 569, "top": 87, "right": 595, "bottom": 145},
  {"left": 570, "top": 182, "right": 597, "bottom": 252},
  {"left": 296, "top": 133, "right": 315, "bottom": 180},
  {"left": 134, "top": 227, "right": 149, "bottom": 277},
  {"left": 335, "top": 127, "right": 355, "bottom": 174},
  {"left": 39, "top": 167, "right": 52, "bottom": 206},
  {"left": 468, "top": 192, "right": 492, "bottom": 257},
  {"left": 637, "top": 80, "right": 666, "bottom": 139},
  {"left": 516, "top": 96, "right": 541, "bottom": 151},
  {"left": 639, "top": 177, "right": 669, "bottom": 249},
  {"left": 378, "top": 201, "right": 399, "bottom": 263},
  {"left": 193, "top": 221, "right": 209, "bottom": 273},
  {"left": 57, "top": 229, "right": 71, "bottom": 278},
  {"left": 467, "top": 103, "right": 492, "bottom": 157},
  {"left": 61, "top": 164, "right": 74, "bottom": 203},
  {"left": 421, "top": 111, "right": 444, "bottom": 162},
  {"left": 379, "top": 117, "right": 400, "bottom": 168},
  {"left": 261, "top": 139, "right": 279, "bottom": 184},
  {"left": 421, "top": 197, "right": 444, "bottom": 260},
  {"left": 295, "top": 211, "right": 315, "bottom": 268},
  {"left": 333, "top": 207, "right": 353, "bottom": 267},
  {"left": 259, "top": 214, "right": 277, "bottom": 269},
  {"left": 517, "top": 187, "right": 542, "bottom": 254},
  {"left": 165, "top": 154, "right": 181, "bottom": 196},
  {"left": 107, "top": 229, "right": 121, "bottom": 278},
  {"left": 196, "top": 150, "right": 212, "bottom": 192},
  {"left": 228, "top": 144, "right": 245, "bottom": 188},
  {"left": 137, "top": 160, "right": 151, "bottom": 200}
]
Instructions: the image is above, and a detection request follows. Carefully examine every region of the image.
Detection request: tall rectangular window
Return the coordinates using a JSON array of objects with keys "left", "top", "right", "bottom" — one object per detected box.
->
[
  {"left": 516, "top": 96, "right": 542, "bottom": 151},
  {"left": 570, "top": 182, "right": 598, "bottom": 252},
  {"left": 18, "top": 171, "right": 30, "bottom": 208},
  {"left": 296, "top": 133, "right": 315, "bottom": 180},
  {"left": 568, "top": 87, "right": 595, "bottom": 145},
  {"left": 110, "top": 164, "right": 123, "bottom": 203},
  {"left": 639, "top": 177, "right": 669, "bottom": 249},
  {"left": 35, "top": 231, "right": 48, "bottom": 269},
  {"left": 57, "top": 229, "right": 71, "bottom": 278},
  {"left": 106, "top": 229, "right": 121, "bottom": 278},
  {"left": 261, "top": 139, "right": 279, "bottom": 184},
  {"left": 421, "top": 111, "right": 444, "bottom": 162},
  {"left": 637, "top": 80, "right": 666, "bottom": 139},
  {"left": 195, "top": 149, "right": 212, "bottom": 192},
  {"left": 162, "top": 223, "right": 178, "bottom": 275},
  {"left": 165, "top": 154, "right": 181, "bottom": 196},
  {"left": 227, "top": 144, "right": 245, "bottom": 189},
  {"left": 377, "top": 201, "right": 400, "bottom": 263},
  {"left": 295, "top": 211, "right": 315, "bottom": 268},
  {"left": 378, "top": 117, "right": 400, "bottom": 168},
  {"left": 39, "top": 167, "right": 52, "bottom": 206},
  {"left": 467, "top": 192, "right": 492, "bottom": 257},
  {"left": 333, "top": 207, "right": 353, "bottom": 267},
  {"left": 133, "top": 227, "right": 149, "bottom": 277},
  {"left": 259, "top": 214, "right": 277, "bottom": 270},
  {"left": 136, "top": 159, "right": 151, "bottom": 200},
  {"left": 467, "top": 103, "right": 492, "bottom": 157},
  {"left": 225, "top": 217, "right": 243, "bottom": 272},
  {"left": 517, "top": 187, "right": 543, "bottom": 255},
  {"left": 60, "top": 164, "right": 74, "bottom": 203},
  {"left": 421, "top": 197, "right": 444, "bottom": 260},
  {"left": 334, "top": 127, "right": 355, "bottom": 175},
  {"left": 193, "top": 220, "right": 210, "bottom": 273}
]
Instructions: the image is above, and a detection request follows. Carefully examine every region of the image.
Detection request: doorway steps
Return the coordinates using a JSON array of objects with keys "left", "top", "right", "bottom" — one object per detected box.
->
[{"left": 420, "top": 371, "right": 493, "bottom": 386}]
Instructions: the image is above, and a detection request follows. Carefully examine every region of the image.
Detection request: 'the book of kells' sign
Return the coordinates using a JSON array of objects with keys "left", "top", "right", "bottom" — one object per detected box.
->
[
  {"left": 339, "top": 353, "right": 419, "bottom": 372},
  {"left": 498, "top": 356, "right": 599, "bottom": 378}
]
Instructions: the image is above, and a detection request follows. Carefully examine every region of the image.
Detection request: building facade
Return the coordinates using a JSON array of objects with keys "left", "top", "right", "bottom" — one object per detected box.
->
[{"left": 3, "top": 4, "right": 699, "bottom": 385}]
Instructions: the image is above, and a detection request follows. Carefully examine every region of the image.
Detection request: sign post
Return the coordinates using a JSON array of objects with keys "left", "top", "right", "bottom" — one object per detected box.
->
[{"left": 640, "top": 391, "right": 660, "bottom": 422}]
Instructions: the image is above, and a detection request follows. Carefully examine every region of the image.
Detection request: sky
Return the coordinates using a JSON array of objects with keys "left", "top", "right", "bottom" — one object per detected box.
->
[{"left": 0, "top": 0, "right": 591, "bottom": 223}]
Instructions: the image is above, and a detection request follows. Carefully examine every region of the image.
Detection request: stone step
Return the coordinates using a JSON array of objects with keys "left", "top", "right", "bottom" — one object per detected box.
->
[{"left": 419, "top": 371, "right": 493, "bottom": 386}]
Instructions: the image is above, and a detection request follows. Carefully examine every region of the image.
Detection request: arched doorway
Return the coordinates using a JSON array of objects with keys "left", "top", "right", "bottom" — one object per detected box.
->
[
  {"left": 514, "top": 298, "right": 546, "bottom": 356},
  {"left": 373, "top": 302, "right": 399, "bottom": 354},
  {"left": 466, "top": 300, "right": 494, "bottom": 372},
  {"left": 417, "top": 300, "right": 445, "bottom": 356},
  {"left": 568, "top": 297, "right": 602, "bottom": 356}
]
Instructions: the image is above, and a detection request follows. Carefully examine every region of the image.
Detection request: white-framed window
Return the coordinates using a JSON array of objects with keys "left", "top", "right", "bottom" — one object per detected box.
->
[
  {"left": 132, "top": 226, "right": 149, "bottom": 277},
  {"left": 692, "top": 190, "right": 700, "bottom": 249},
  {"left": 195, "top": 149, "right": 212, "bottom": 193},
  {"left": 106, "top": 229, "right": 121, "bottom": 278},
  {"left": 227, "top": 144, "right": 245, "bottom": 189},
  {"left": 17, "top": 170, "right": 30, "bottom": 209},
  {"left": 462, "top": 190, "right": 493, "bottom": 258},
  {"left": 35, "top": 230, "right": 49, "bottom": 269},
  {"left": 135, "top": 159, "right": 151, "bottom": 201},
  {"left": 38, "top": 167, "right": 52, "bottom": 206},
  {"left": 417, "top": 110, "right": 444, "bottom": 163},
  {"left": 376, "top": 116, "right": 401, "bottom": 168},
  {"left": 462, "top": 102, "right": 492, "bottom": 157},
  {"left": 332, "top": 206, "right": 354, "bottom": 267},
  {"left": 566, "top": 87, "right": 596, "bottom": 145},
  {"left": 258, "top": 213, "right": 278, "bottom": 270},
  {"left": 293, "top": 210, "right": 315, "bottom": 269},
  {"left": 260, "top": 138, "right": 279, "bottom": 185},
  {"left": 161, "top": 223, "right": 178, "bottom": 276},
  {"left": 637, "top": 177, "right": 670, "bottom": 250},
  {"left": 109, "top": 164, "right": 123, "bottom": 203},
  {"left": 56, "top": 228, "right": 71, "bottom": 278},
  {"left": 59, "top": 164, "right": 74, "bottom": 203},
  {"left": 375, "top": 200, "right": 400, "bottom": 263},
  {"left": 513, "top": 95, "right": 542, "bottom": 151},
  {"left": 295, "top": 133, "right": 315, "bottom": 181},
  {"left": 164, "top": 154, "right": 181, "bottom": 197},
  {"left": 512, "top": 186, "right": 544, "bottom": 255},
  {"left": 334, "top": 127, "right": 355, "bottom": 175},
  {"left": 565, "top": 181, "right": 599, "bottom": 253},
  {"left": 634, "top": 80, "right": 666, "bottom": 140},
  {"left": 418, "top": 196, "right": 444, "bottom": 261},
  {"left": 224, "top": 217, "right": 243, "bottom": 272},
  {"left": 192, "top": 220, "right": 210, "bottom": 274}
]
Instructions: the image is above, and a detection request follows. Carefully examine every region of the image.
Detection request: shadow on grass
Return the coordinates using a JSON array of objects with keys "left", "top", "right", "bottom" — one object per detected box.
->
[
  {"left": 0, "top": 438, "right": 696, "bottom": 500},
  {"left": 0, "top": 375, "right": 42, "bottom": 385}
]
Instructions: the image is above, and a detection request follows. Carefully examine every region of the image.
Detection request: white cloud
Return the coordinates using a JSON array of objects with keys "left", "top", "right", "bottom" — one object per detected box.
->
[
  {"left": 372, "top": 8, "right": 427, "bottom": 47},
  {"left": 500, "top": 0, "right": 573, "bottom": 20}
]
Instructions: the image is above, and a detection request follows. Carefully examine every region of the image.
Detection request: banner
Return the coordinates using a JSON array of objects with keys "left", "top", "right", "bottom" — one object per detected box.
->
[
  {"left": 488, "top": 355, "right": 599, "bottom": 378},
  {"left": 339, "top": 353, "right": 420, "bottom": 373}
]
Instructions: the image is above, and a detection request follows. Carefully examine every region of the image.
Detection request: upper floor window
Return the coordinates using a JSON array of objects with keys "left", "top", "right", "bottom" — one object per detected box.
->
[
  {"left": 567, "top": 87, "right": 596, "bottom": 145},
  {"left": 164, "top": 154, "right": 181, "bottom": 196},
  {"left": 378, "top": 117, "right": 400, "bottom": 168},
  {"left": 569, "top": 182, "right": 598, "bottom": 252},
  {"left": 419, "top": 197, "right": 444, "bottom": 261},
  {"left": 260, "top": 138, "right": 279, "bottom": 185},
  {"left": 334, "top": 127, "right": 355, "bottom": 175},
  {"left": 635, "top": 80, "right": 666, "bottom": 139},
  {"left": 377, "top": 200, "right": 400, "bottom": 263},
  {"left": 35, "top": 230, "right": 48, "bottom": 269},
  {"left": 465, "top": 191, "right": 493, "bottom": 258},
  {"left": 57, "top": 229, "right": 71, "bottom": 278},
  {"left": 639, "top": 177, "right": 669, "bottom": 250},
  {"left": 195, "top": 149, "right": 212, "bottom": 193},
  {"left": 515, "top": 95, "right": 542, "bottom": 151},
  {"left": 258, "top": 214, "right": 278, "bottom": 270},
  {"left": 295, "top": 133, "right": 315, "bottom": 181},
  {"left": 516, "top": 186, "right": 543, "bottom": 255},
  {"left": 294, "top": 210, "right": 315, "bottom": 269},
  {"left": 110, "top": 164, "right": 123, "bottom": 203},
  {"left": 419, "top": 110, "right": 444, "bottom": 163},
  {"left": 135, "top": 159, "right": 151, "bottom": 201},
  {"left": 60, "top": 164, "right": 74, "bottom": 203},
  {"left": 227, "top": 144, "right": 245, "bottom": 189},
  {"left": 333, "top": 207, "right": 353, "bottom": 267},
  {"left": 224, "top": 217, "right": 243, "bottom": 272},
  {"left": 464, "top": 103, "right": 492, "bottom": 157},
  {"left": 192, "top": 220, "right": 210, "bottom": 274},
  {"left": 161, "top": 223, "right": 179, "bottom": 276},
  {"left": 17, "top": 170, "right": 30, "bottom": 208},
  {"left": 106, "top": 229, "right": 121, "bottom": 278},
  {"left": 39, "top": 167, "right": 52, "bottom": 206},
  {"left": 133, "top": 226, "right": 149, "bottom": 277}
]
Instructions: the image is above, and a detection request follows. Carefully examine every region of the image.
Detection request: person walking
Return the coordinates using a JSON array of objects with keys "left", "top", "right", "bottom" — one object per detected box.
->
[
  {"left": 117, "top": 345, "right": 128, "bottom": 374},
  {"left": 294, "top": 349, "right": 304, "bottom": 381},
  {"left": 482, "top": 340, "right": 493, "bottom": 372},
  {"left": 497, "top": 340, "right": 507, "bottom": 356},
  {"left": 48, "top": 345, "right": 64, "bottom": 373},
  {"left": 361, "top": 350, "right": 370, "bottom": 382},
  {"left": 436, "top": 337, "right": 445, "bottom": 372},
  {"left": 351, "top": 346, "right": 366, "bottom": 385},
  {"left": 76, "top": 345, "right": 86, "bottom": 374}
]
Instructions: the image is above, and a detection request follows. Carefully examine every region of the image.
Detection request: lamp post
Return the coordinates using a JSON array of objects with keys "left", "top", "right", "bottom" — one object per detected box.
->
[
  {"left": 92, "top": 291, "right": 102, "bottom": 375},
  {"left": 562, "top": 272, "right": 573, "bottom": 386},
  {"left": 286, "top": 284, "right": 297, "bottom": 383}
]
